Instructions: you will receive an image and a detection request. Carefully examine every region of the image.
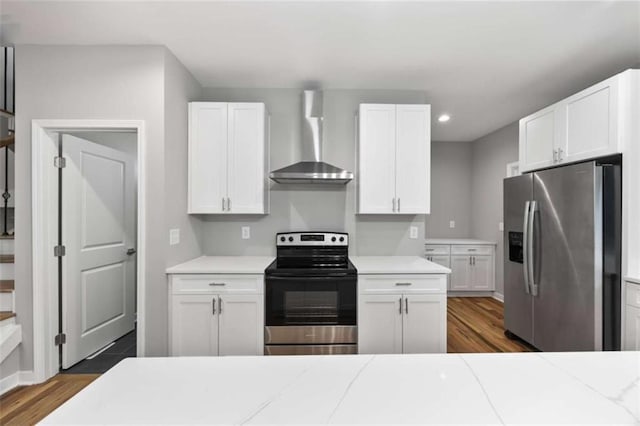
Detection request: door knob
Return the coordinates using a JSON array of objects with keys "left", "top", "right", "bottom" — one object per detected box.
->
[{"left": 127, "top": 248, "right": 137, "bottom": 256}]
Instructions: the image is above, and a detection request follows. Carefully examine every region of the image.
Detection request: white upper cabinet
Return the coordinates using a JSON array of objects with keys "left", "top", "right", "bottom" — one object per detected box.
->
[
  {"left": 358, "top": 103, "right": 431, "bottom": 214},
  {"left": 519, "top": 71, "right": 630, "bottom": 173},
  {"left": 188, "top": 102, "right": 269, "bottom": 214},
  {"left": 358, "top": 104, "right": 397, "bottom": 214},
  {"left": 519, "top": 106, "right": 557, "bottom": 172}
]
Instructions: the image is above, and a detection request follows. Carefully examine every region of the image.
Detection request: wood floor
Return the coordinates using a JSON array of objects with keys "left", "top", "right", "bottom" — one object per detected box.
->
[
  {"left": 0, "top": 297, "right": 527, "bottom": 424},
  {"left": 448, "top": 297, "right": 532, "bottom": 353},
  {"left": 0, "top": 374, "right": 99, "bottom": 425}
]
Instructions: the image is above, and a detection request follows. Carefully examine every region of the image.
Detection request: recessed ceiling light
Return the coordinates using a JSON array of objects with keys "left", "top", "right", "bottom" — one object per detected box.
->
[{"left": 438, "top": 114, "right": 451, "bottom": 123}]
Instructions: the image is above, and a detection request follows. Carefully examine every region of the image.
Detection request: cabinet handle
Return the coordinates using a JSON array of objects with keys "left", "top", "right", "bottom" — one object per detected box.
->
[
  {"left": 398, "top": 198, "right": 401, "bottom": 212},
  {"left": 227, "top": 197, "right": 231, "bottom": 211},
  {"left": 558, "top": 148, "right": 563, "bottom": 161},
  {"left": 467, "top": 248, "right": 477, "bottom": 251},
  {"left": 553, "top": 149, "right": 558, "bottom": 163},
  {"left": 212, "top": 297, "right": 216, "bottom": 315},
  {"left": 395, "top": 282, "right": 412, "bottom": 286},
  {"left": 222, "top": 197, "right": 226, "bottom": 211},
  {"left": 425, "top": 249, "right": 434, "bottom": 252},
  {"left": 405, "top": 297, "right": 408, "bottom": 314},
  {"left": 218, "top": 296, "right": 222, "bottom": 314},
  {"left": 209, "top": 282, "right": 226, "bottom": 286},
  {"left": 469, "top": 257, "right": 472, "bottom": 266},
  {"left": 392, "top": 198, "right": 396, "bottom": 212},
  {"left": 399, "top": 297, "right": 402, "bottom": 315},
  {"left": 473, "top": 256, "right": 476, "bottom": 266}
]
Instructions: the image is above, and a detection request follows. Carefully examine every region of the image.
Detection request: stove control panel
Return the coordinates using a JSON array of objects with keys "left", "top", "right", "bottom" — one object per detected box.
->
[{"left": 276, "top": 232, "right": 348, "bottom": 246}]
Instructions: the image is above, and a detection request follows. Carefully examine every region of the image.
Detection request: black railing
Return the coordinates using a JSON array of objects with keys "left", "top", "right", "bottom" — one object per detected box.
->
[{"left": 2, "top": 46, "right": 14, "bottom": 236}]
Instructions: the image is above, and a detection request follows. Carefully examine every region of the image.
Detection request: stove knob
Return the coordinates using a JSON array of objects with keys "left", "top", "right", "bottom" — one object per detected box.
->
[
  {"left": 339, "top": 237, "right": 345, "bottom": 242},
  {"left": 280, "top": 236, "right": 285, "bottom": 242},
  {"left": 288, "top": 236, "right": 294, "bottom": 242},
  {"left": 331, "top": 236, "right": 336, "bottom": 242}
]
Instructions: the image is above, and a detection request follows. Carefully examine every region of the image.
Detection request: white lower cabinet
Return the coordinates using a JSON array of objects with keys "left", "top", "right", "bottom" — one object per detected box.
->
[
  {"left": 169, "top": 274, "right": 264, "bottom": 356},
  {"left": 358, "top": 274, "right": 447, "bottom": 354},
  {"left": 426, "top": 243, "right": 496, "bottom": 292},
  {"left": 624, "top": 281, "right": 640, "bottom": 351}
]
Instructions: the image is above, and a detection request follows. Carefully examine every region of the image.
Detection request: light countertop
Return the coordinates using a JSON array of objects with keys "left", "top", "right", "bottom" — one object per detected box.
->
[
  {"left": 425, "top": 238, "right": 496, "bottom": 245},
  {"left": 42, "top": 352, "right": 640, "bottom": 425},
  {"left": 351, "top": 256, "right": 451, "bottom": 274},
  {"left": 166, "top": 256, "right": 274, "bottom": 274}
]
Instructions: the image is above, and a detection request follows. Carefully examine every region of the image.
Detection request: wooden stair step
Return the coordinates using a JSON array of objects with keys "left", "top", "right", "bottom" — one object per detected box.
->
[
  {"left": 0, "top": 134, "right": 14, "bottom": 148},
  {"left": 0, "top": 280, "right": 14, "bottom": 292},
  {"left": 0, "top": 255, "right": 14, "bottom": 263},
  {"left": 0, "top": 312, "right": 16, "bottom": 321}
]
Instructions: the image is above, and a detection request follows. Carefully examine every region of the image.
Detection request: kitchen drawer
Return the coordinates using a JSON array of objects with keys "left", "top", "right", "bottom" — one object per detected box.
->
[
  {"left": 424, "top": 245, "right": 450, "bottom": 255},
  {"left": 626, "top": 281, "right": 640, "bottom": 309},
  {"left": 171, "top": 274, "right": 263, "bottom": 295},
  {"left": 359, "top": 274, "right": 447, "bottom": 294},
  {"left": 451, "top": 245, "right": 494, "bottom": 255}
]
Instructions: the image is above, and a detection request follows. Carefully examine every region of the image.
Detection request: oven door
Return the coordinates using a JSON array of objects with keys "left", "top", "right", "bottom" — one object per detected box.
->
[{"left": 265, "top": 273, "right": 356, "bottom": 327}]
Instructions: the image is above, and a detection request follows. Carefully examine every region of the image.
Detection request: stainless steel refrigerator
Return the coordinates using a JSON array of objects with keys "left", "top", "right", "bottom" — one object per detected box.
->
[{"left": 503, "top": 159, "right": 621, "bottom": 351}]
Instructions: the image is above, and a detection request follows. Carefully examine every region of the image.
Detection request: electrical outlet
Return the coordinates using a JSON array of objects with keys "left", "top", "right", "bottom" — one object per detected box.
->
[
  {"left": 499, "top": 222, "right": 504, "bottom": 232},
  {"left": 449, "top": 220, "right": 455, "bottom": 229},
  {"left": 169, "top": 228, "right": 180, "bottom": 245},
  {"left": 409, "top": 226, "right": 418, "bottom": 239},
  {"left": 242, "top": 226, "right": 251, "bottom": 240}
]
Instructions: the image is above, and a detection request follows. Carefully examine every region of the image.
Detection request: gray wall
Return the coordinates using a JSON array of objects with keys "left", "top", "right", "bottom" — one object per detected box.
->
[
  {"left": 425, "top": 142, "right": 473, "bottom": 239},
  {"left": 199, "top": 88, "right": 428, "bottom": 257},
  {"left": 470, "top": 122, "right": 519, "bottom": 296},
  {"left": 13, "top": 45, "right": 202, "bottom": 373}
]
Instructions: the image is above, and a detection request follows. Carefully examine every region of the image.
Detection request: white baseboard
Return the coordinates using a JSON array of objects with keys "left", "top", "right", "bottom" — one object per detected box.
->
[
  {"left": 493, "top": 292, "right": 504, "bottom": 302},
  {"left": 0, "top": 370, "right": 35, "bottom": 395}
]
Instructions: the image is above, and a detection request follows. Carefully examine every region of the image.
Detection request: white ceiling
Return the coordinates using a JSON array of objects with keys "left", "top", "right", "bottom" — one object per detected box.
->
[{"left": 2, "top": 1, "right": 639, "bottom": 141}]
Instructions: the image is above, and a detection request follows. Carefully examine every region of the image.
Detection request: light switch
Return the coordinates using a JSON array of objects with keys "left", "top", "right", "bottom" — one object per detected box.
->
[
  {"left": 409, "top": 226, "right": 418, "bottom": 239},
  {"left": 242, "top": 226, "right": 251, "bottom": 240},
  {"left": 169, "top": 228, "right": 180, "bottom": 245},
  {"left": 449, "top": 220, "right": 455, "bottom": 229},
  {"left": 499, "top": 222, "right": 504, "bottom": 232}
]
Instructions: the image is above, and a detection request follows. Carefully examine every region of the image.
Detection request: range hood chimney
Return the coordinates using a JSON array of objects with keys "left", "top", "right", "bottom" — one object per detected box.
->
[{"left": 269, "top": 90, "right": 353, "bottom": 184}]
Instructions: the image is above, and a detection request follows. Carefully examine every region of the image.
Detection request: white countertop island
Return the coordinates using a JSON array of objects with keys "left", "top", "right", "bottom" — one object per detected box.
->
[
  {"left": 42, "top": 351, "right": 639, "bottom": 425},
  {"left": 166, "top": 256, "right": 275, "bottom": 274},
  {"left": 351, "top": 255, "right": 451, "bottom": 274}
]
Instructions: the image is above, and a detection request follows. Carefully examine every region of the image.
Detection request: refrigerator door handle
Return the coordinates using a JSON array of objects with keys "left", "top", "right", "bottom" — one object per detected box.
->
[
  {"left": 528, "top": 200, "right": 538, "bottom": 296},
  {"left": 522, "top": 201, "right": 531, "bottom": 295}
]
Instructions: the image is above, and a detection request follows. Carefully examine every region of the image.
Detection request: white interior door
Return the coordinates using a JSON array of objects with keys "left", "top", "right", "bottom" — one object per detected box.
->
[
  {"left": 61, "top": 134, "right": 136, "bottom": 369},
  {"left": 395, "top": 104, "right": 430, "bottom": 214}
]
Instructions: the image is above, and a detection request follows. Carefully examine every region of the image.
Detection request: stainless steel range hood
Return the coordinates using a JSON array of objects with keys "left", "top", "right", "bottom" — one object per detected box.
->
[{"left": 269, "top": 90, "right": 353, "bottom": 184}]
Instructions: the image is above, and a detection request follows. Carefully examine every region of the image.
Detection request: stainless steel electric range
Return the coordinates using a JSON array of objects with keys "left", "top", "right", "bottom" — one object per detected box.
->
[{"left": 264, "top": 232, "right": 357, "bottom": 355}]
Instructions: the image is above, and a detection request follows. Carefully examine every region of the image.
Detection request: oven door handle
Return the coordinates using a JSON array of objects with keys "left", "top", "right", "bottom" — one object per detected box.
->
[{"left": 267, "top": 274, "right": 351, "bottom": 280}]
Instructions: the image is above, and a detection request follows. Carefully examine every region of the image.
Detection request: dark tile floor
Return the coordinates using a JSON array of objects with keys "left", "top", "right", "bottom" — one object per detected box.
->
[{"left": 61, "top": 329, "right": 136, "bottom": 374}]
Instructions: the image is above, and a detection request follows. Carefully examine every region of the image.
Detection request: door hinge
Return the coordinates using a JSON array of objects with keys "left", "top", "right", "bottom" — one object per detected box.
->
[
  {"left": 54, "top": 156, "right": 66, "bottom": 168},
  {"left": 54, "top": 333, "right": 66, "bottom": 346},
  {"left": 54, "top": 245, "right": 66, "bottom": 257}
]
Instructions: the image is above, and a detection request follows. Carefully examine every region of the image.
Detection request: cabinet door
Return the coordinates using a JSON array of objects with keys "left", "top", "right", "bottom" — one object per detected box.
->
[
  {"left": 358, "top": 104, "right": 397, "bottom": 214},
  {"left": 402, "top": 294, "right": 446, "bottom": 353},
  {"left": 188, "top": 102, "right": 228, "bottom": 213},
  {"left": 171, "top": 295, "right": 218, "bottom": 356},
  {"left": 358, "top": 293, "right": 403, "bottom": 354},
  {"left": 624, "top": 305, "right": 640, "bottom": 351},
  {"left": 449, "top": 255, "right": 472, "bottom": 291},
  {"left": 561, "top": 76, "right": 619, "bottom": 164},
  {"left": 470, "top": 255, "right": 494, "bottom": 291},
  {"left": 227, "top": 103, "right": 267, "bottom": 214},
  {"left": 519, "top": 106, "right": 556, "bottom": 173},
  {"left": 218, "top": 294, "right": 264, "bottom": 356},
  {"left": 395, "top": 105, "right": 431, "bottom": 214}
]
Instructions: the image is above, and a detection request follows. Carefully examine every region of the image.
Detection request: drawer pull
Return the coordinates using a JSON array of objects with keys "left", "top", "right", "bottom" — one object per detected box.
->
[
  {"left": 425, "top": 249, "right": 434, "bottom": 252},
  {"left": 209, "top": 282, "right": 226, "bottom": 286},
  {"left": 395, "top": 282, "right": 412, "bottom": 286},
  {"left": 467, "top": 248, "right": 477, "bottom": 251}
]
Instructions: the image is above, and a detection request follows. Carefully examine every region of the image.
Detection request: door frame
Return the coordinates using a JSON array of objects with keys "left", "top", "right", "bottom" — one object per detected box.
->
[{"left": 31, "top": 119, "right": 146, "bottom": 383}]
